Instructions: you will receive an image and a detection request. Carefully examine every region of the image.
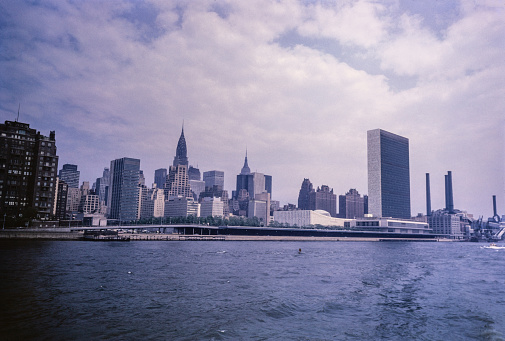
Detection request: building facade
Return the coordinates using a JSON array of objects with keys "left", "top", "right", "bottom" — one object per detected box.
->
[
  {"left": 234, "top": 153, "right": 272, "bottom": 219},
  {"left": 428, "top": 210, "right": 465, "bottom": 239},
  {"left": 309, "top": 185, "right": 337, "bottom": 217},
  {"left": 203, "top": 170, "right": 225, "bottom": 189},
  {"left": 200, "top": 197, "right": 224, "bottom": 218},
  {"left": 164, "top": 197, "right": 200, "bottom": 217},
  {"left": 95, "top": 167, "right": 110, "bottom": 207},
  {"left": 154, "top": 168, "right": 167, "bottom": 189},
  {"left": 367, "top": 129, "right": 411, "bottom": 219},
  {"left": 58, "top": 164, "right": 79, "bottom": 188},
  {"left": 274, "top": 209, "right": 352, "bottom": 228},
  {"left": 298, "top": 178, "right": 313, "bottom": 210},
  {"left": 338, "top": 188, "right": 366, "bottom": 219},
  {"left": 139, "top": 185, "right": 165, "bottom": 219},
  {"left": 107, "top": 157, "right": 141, "bottom": 222},
  {"left": 78, "top": 194, "right": 100, "bottom": 214},
  {"left": 165, "top": 127, "right": 191, "bottom": 199},
  {"left": 0, "top": 120, "right": 59, "bottom": 221},
  {"left": 188, "top": 166, "right": 200, "bottom": 181},
  {"left": 189, "top": 179, "right": 205, "bottom": 201},
  {"left": 54, "top": 178, "right": 68, "bottom": 220}
]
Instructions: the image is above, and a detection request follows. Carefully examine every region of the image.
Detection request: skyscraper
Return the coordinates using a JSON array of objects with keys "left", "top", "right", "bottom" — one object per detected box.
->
[
  {"left": 0, "top": 120, "right": 59, "bottom": 221},
  {"left": 154, "top": 168, "right": 167, "bottom": 189},
  {"left": 173, "top": 127, "right": 188, "bottom": 167},
  {"left": 95, "top": 167, "right": 110, "bottom": 206},
  {"left": 367, "top": 129, "right": 411, "bottom": 219},
  {"left": 107, "top": 157, "right": 141, "bottom": 222},
  {"left": 203, "top": 170, "right": 225, "bottom": 189},
  {"left": 58, "top": 164, "right": 80, "bottom": 188},
  {"left": 338, "top": 188, "right": 365, "bottom": 218},
  {"left": 165, "top": 127, "right": 191, "bottom": 199},
  {"left": 188, "top": 166, "right": 200, "bottom": 181},
  {"left": 233, "top": 152, "right": 272, "bottom": 218},
  {"left": 298, "top": 178, "right": 313, "bottom": 210},
  {"left": 235, "top": 152, "right": 271, "bottom": 200},
  {"left": 309, "top": 185, "right": 337, "bottom": 217}
]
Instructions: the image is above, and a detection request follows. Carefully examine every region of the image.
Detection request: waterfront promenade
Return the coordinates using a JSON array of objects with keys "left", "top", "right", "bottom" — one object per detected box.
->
[{"left": 0, "top": 226, "right": 446, "bottom": 242}]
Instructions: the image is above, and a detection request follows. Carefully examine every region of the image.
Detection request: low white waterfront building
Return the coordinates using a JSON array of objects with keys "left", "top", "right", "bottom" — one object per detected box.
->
[
  {"left": 273, "top": 210, "right": 431, "bottom": 234},
  {"left": 273, "top": 210, "right": 353, "bottom": 228}
]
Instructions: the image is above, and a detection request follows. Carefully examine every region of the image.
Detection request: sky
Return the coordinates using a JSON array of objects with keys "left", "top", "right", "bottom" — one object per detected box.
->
[{"left": 1, "top": 0, "right": 504, "bottom": 218}]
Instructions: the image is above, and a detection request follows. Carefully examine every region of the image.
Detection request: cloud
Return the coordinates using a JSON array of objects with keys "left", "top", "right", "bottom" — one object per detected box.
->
[
  {"left": 0, "top": 0, "right": 503, "bottom": 218},
  {"left": 298, "top": 1, "right": 389, "bottom": 48}
]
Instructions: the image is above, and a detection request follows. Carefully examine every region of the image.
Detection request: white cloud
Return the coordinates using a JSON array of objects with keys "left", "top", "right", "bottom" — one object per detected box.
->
[
  {"left": 298, "top": 1, "right": 389, "bottom": 48},
  {"left": 0, "top": 0, "right": 503, "bottom": 218}
]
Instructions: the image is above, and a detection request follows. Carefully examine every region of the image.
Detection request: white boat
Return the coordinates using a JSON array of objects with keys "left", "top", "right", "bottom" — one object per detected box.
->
[{"left": 481, "top": 243, "right": 505, "bottom": 250}]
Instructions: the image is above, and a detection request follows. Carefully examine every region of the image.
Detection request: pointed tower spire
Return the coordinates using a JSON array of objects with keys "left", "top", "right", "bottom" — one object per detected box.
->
[
  {"left": 240, "top": 149, "right": 251, "bottom": 175},
  {"left": 173, "top": 125, "right": 188, "bottom": 167}
]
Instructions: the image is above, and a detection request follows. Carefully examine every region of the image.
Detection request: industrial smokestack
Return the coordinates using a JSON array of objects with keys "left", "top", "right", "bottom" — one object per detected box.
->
[
  {"left": 447, "top": 171, "right": 454, "bottom": 213},
  {"left": 426, "top": 173, "right": 431, "bottom": 216},
  {"left": 445, "top": 171, "right": 454, "bottom": 213},
  {"left": 493, "top": 195, "right": 497, "bottom": 217},
  {"left": 445, "top": 174, "right": 449, "bottom": 211}
]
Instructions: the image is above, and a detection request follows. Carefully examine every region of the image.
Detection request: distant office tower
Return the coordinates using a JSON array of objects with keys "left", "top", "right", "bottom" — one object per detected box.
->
[
  {"left": 165, "top": 127, "right": 192, "bottom": 199},
  {"left": 173, "top": 127, "right": 188, "bottom": 167},
  {"left": 233, "top": 152, "right": 272, "bottom": 217},
  {"left": 367, "top": 129, "right": 411, "bottom": 219},
  {"left": 66, "top": 187, "right": 82, "bottom": 214},
  {"left": 95, "top": 168, "right": 110, "bottom": 206},
  {"left": 235, "top": 153, "right": 272, "bottom": 199},
  {"left": 59, "top": 164, "right": 80, "bottom": 188},
  {"left": 107, "top": 157, "right": 141, "bottom": 222},
  {"left": 338, "top": 188, "right": 365, "bottom": 218},
  {"left": 154, "top": 168, "right": 167, "bottom": 189},
  {"left": 80, "top": 181, "right": 90, "bottom": 196},
  {"left": 200, "top": 185, "right": 230, "bottom": 216},
  {"left": 309, "top": 185, "right": 337, "bottom": 217},
  {"left": 0, "top": 120, "right": 59, "bottom": 221},
  {"left": 139, "top": 170, "right": 145, "bottom": 187},
  {"left": 54, "top": 178, "right": 68, "bottom": 220},
  {"left": 203, "top": 170, "right": 225, "bottom": 189},
  {"left": 188, "top": 166, "right": 200, "bottom": 181},
  {"left": 200, "top": 197, "right": 224, "bottom": 218},
  {"left": 164, "top": 197, "right": 199, "bottom": 217},
  {"left": 189, "top": 179, "right": 205, "bottom": 200},
  {"left": 298, "top": 178, "right": 313, "bottom": 210},
  {"left": 249, "top": 192, "right": 271, "bottom": 225},
  {"left": 78, "top": 194, "right": 99, "bottom": 214},
  {"left": 165, "top": 165, "right": 191, "bottom": 199},
  {"left": 139, "top": 185, "right": 165, "bottom": 219}
]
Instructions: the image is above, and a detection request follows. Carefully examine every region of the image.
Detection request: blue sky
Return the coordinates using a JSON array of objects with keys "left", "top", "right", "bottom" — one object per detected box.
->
[{"left": 1, "top": 0, "right": 503, "bottom": 218}]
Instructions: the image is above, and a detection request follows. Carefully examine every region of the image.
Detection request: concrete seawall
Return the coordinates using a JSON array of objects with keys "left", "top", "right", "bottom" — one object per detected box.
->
[
  {"left": 0, "top": 229, "right": 446, "bottom": 242},
  {"left": 0, "top": 229, "right": 83, "bottom": 240}
]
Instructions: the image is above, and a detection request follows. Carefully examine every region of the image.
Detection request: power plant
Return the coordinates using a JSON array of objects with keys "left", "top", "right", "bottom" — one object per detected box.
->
[{"left": 425, "top": 171, "right": 504, "bottom": 241}]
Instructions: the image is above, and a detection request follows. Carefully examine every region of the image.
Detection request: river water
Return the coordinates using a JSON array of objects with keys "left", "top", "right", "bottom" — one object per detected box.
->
[{"left": 1, "top": 240, "right": 504, "bottom": 340}]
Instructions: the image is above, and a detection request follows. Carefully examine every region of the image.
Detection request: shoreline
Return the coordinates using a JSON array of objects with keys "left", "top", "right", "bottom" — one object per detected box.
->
[{"left": 0, "top": 229, "right": 458, "bottom": 242}]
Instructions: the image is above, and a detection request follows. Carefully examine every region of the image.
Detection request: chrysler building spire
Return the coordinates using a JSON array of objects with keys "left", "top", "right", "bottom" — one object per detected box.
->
[{"left": 173, "top": 126, "right": 188, "bottom": 167}]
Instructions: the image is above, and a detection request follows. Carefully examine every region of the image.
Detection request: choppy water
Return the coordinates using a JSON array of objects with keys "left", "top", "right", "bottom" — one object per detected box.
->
[{"left": 1, "top": 240, "right": 505, "bottom": 340}]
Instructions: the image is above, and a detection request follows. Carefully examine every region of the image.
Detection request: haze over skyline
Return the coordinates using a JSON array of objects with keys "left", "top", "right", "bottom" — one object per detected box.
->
[{"left": 1, "top": 0, "right": 503, "bottom": 218}]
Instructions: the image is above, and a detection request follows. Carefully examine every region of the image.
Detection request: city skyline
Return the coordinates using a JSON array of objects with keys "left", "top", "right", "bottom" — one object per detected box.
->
[{"left": 1, "top": 1, "right": 503, "bottom": 218}]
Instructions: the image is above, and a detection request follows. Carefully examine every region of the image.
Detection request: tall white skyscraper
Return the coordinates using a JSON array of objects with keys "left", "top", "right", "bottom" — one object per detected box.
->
[{"left": 367, "top": 129, "right": 411, "bottom": 219}]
